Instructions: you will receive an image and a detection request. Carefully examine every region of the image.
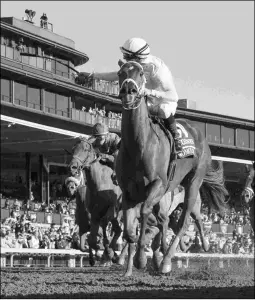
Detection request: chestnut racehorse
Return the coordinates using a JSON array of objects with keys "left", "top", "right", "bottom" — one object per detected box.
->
[{"left": 116, "top": 60, "right": 229, "bottom": 276}]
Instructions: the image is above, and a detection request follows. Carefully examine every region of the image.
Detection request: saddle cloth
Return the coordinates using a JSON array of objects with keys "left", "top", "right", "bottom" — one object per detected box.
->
[
  {"left": 176, "top": 122, "right": 196, "bottom": 159},
  {"left": 150, "top": 116, "right": 195, "bottom": 159}
]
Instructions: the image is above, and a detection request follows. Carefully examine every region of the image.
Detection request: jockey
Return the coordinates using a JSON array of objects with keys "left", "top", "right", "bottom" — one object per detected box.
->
[
  {"left": 83, "top": 37, "right": 182, "bottom": 154},
  {"left": 88, "top": 123, "right": 121, "bottom": 183}
]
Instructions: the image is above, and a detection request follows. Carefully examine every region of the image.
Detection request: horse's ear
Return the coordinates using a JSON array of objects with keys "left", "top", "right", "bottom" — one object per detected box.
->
[{"left": 118, "top": 59, "right": 124, "bottom": 67}]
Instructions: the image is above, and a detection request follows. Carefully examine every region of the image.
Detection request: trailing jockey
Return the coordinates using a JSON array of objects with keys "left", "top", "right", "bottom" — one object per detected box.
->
[
  {"left": 80, "top": 37, "right": 183, "bottom": 156},
  {"left": 89, "top": 123, "right": 121, "bottom": 184}
]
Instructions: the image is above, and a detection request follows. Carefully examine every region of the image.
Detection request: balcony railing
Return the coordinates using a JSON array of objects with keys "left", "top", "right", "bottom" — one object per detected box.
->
[
  {"left": 71, "top": 108, "right": 121, "bottom": 130},
  {"left": 77, "top": 77, "right": 119, "bottom": 96}
]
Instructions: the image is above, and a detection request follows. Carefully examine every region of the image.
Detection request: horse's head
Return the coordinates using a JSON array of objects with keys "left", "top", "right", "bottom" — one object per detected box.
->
[
  {"left": 241, "top": 163, "right": 254, "bottom": 206},
  {"left": 118, "top": 60, "right": 147, "bottom": 110},
  {"left": 68, "top": 137, "right": 97, "bottom": 177}
]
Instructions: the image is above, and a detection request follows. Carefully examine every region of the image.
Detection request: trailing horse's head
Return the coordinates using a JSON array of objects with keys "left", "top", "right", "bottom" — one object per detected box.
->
[
  {"left": 117, "top": 61, "right": 146, "bottom": 110},
  {"left": 241, "top": 163, "right": 254, "bottom": 206},
  {"left": 68, "top": 137, "right": 96, "bottom": 177}
]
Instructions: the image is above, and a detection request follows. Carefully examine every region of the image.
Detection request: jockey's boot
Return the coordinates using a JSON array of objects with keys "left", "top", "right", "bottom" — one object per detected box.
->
[{"left": 164, "top": 114, "right": 182, "bottom": 154}]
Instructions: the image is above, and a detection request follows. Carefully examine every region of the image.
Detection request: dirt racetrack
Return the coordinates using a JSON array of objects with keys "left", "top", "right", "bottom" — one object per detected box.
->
[{"left": 1, "top": 258, "right": 254, "bottom": 299}]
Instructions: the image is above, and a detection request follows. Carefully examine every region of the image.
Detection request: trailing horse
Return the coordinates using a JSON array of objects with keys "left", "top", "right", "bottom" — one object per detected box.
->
[
  {"left": 241, "top": 162, "right": 254, "bottom": 232},
  {"left": 117, "top": 60, "right": 229, "bottom": 276},
  {"left": 68, "top": 137, "right": 123, "bottom": 265}
]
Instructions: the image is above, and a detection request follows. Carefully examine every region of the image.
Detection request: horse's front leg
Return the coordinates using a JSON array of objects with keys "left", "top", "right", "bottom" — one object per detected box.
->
[
  {"left": 122, "top": 202, "right": 139, "bottom": 277},
  {"left": 134, "top": 178, "right": 165, "bottom": 270}
]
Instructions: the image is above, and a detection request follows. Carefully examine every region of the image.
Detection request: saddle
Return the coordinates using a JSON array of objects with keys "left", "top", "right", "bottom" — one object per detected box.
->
[{"left": 149, "top": 115, "right": 196, "bottom": 188}]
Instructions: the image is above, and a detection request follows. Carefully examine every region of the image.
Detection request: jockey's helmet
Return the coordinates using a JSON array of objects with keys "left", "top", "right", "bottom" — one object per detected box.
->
[
  {"left": 92, "top": 123, "right": 109, "bottom": 136},
  {"left": 120, "top": 37, "right": 150, "bottom": 62}
]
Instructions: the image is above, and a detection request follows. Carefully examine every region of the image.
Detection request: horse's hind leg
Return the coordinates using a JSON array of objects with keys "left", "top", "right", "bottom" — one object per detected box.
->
[
  {"left": 117, "top": 240, "right": 128, "bottom": 265},
  {"left": 101, "top": 220, "right": 114, "bottom": 266},
  {"left": 160, "top": 175, "right": 203, "bottom": 274},
  {"left": 191, "top": 192, "right": 209, "bottom": 252},
  {"left": 109, "top": 218, "right": 122, "bottom": 263}
]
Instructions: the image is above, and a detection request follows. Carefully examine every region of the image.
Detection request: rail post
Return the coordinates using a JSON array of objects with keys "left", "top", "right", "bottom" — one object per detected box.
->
[
  {"left": 1, "top": 254, "right": 6, "bottom": 268},
  {"left": 47, "top": 255, "right": 51, "bottom": 267},
  {"left": 68, "top": 254, "right": 76, "bottom": 268},
  {"left": 10, "top": 255, "right": 14, "bottom": 267},
  {"left": 80, "top": 256, "right": 84, "bottom": 268}
]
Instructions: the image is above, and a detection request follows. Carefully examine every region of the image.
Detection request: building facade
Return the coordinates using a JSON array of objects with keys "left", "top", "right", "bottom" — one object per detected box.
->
[{"left": 1, "top": 12, "right": 254, "bottom": 211}]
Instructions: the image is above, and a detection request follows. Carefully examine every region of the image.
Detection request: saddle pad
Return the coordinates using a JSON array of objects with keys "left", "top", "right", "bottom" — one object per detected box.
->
[{"left": 176, "top": 122, "right": 196, "bottom": 159}]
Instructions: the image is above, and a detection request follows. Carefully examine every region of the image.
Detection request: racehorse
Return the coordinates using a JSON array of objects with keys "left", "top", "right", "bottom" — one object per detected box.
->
[
  {"left": 68, "top": 137, "right": 123, "bottom": 265},
  {"left": 241, "top": 162, "right": 254, "bottom": 232},
  {"left": 117, "top": 60, "right": 229, "bottom": 276}
]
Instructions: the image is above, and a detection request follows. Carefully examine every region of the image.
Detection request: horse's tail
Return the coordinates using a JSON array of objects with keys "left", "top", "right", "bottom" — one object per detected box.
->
[{"left": 200, "top": 160, "right": 229, "bottom": 216}]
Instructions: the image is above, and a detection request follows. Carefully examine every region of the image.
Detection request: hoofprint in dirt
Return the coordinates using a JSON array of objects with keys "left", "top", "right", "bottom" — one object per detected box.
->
[{"left": 1, "top": 259, "right": 254, "bottom": 299}]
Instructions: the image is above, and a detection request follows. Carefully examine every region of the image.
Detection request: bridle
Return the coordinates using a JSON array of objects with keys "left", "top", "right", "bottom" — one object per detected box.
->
[
  {"left": 241, "top": 172, "right": 255, "bottom": 204},
  {"left": 71, "top": 139, "right": 100, "bottom": 172},
  {"left": 118, "top": 61, "right": 147, "bottom": 110}
]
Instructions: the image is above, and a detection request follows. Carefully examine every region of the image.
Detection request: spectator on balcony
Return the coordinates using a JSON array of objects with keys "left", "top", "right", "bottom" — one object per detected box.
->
[{"left": 89, "top": 123, "right": 121, "bottom": 184}]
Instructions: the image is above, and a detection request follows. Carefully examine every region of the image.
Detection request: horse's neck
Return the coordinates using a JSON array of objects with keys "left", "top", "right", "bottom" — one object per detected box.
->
[
  {"left": 122, "top": 99, "right": 150, "bottom": 155},
  {"left": 85, "top": 161, "right": 104, "bottom": 189}
]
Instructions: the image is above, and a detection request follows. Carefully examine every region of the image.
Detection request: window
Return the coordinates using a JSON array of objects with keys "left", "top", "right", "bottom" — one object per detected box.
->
[
  {"left": 236, "top": 129, "right": 249, "bottom": 148},
  {"left": 5, "top": 46, "right": 14, "bottom": 59},
  {"left": 1, "top": 44, "right": 6, "bottom": 57},
  {"left": 56, "top": 59, "right": 69, "bottom": 78},
  {"left": 207, "top": 124, "right": 221, "bottom": 144},
  {"left": 36, "top": 57, "right": 44, "bottom": 69},
  {"left": 21, "top": 54, "right": 29, "bottom": 64},
  {"left": 14, "top": 82, "right": 27, "bottom": 107},
  {"left": 29, "top": 56, "right": 37, "bottom": 67},
  {"left": 193, "top": 121, "right": 206, "bottom": 137},
  {"left": 56, "top": 94, "right": 69, "bottom": 117},
  {"left": 1, "top": 78, "right": 11, "bottom": 102},
  {"left": 221, "top": 126, "right": 234, "bottom": 146},
  {"left": 250, "top": 131, "right": 254, "bottom": 149},
  {"left": 27, "top": 86, "right": 41, "bottom": 110},
  {"left": 45, "top": 91, "right": 56, "bottom": 114}
]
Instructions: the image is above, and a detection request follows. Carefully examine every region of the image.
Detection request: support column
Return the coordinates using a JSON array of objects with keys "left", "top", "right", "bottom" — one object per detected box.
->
[
  {"left": 25, "top": 152, "right": 31, "bottom": 200},
  {"left": 46, "top": 167, "right": 50, "bottom": 206},
  {"left": 41, "top": 88, "right": 45, "bottom": 112},
  {"left": 39, "top": 154, "right": 44, "bottom": 203}
]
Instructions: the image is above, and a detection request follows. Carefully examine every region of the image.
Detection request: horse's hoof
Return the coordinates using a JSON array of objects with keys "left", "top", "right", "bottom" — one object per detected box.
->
[
  {"left": 152, "top": 254, "right": 163, "bottom": 270},
  {"left": 159, "top": 260, "right": 172, "bottom": 274},
  {"left": 123, "top": 271, "right": 132, "bottom": 277},
  {"left": 134, "top": 252, "right": 147, "bottom": 269},
  {"left": 111, "top": 252, "right": 119, "bottom": 264}
]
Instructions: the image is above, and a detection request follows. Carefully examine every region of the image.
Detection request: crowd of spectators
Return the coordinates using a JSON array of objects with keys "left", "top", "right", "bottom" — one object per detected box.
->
[
  {"left": 80, "top": 105, "right": 122, "bottom": 129},
  {"left": 165, "top": 204, "right": 254, "bottom": 255},
  {"left": 1, "top": 196, "right": 254, "bottom": 256},
  {"left": 0, "top": 211, "right": 81, "bottom": 250}
]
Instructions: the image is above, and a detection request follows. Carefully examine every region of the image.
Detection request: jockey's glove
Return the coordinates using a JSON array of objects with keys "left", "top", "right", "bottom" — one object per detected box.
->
[{"left": 142, "top": 88, "right": 161, "bottom": 99}]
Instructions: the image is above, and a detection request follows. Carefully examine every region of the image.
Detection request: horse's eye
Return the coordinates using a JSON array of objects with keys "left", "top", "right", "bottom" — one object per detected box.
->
[{"left": 140, "top": 72, "right": 144, "bottom": 76}]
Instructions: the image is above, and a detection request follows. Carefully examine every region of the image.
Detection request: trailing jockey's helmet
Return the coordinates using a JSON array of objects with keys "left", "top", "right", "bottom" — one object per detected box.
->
[
  {"left": 120, "top": 37, "right": 150, "bottom": 62},
  {"left": 92, "top": 123, "right": 109, "bottom": 136}
]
